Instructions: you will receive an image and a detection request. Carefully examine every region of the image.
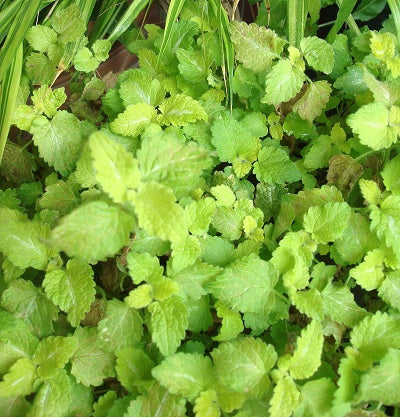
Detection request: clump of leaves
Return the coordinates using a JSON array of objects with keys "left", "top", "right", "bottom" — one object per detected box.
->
[{"left": 1, "top": 1, "right": 400, "bottom": 417}]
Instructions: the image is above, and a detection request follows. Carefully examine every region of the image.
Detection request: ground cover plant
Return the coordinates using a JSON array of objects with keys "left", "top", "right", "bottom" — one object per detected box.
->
[{"left": 1, "top": 0, "right": 400, "bottom": 415}]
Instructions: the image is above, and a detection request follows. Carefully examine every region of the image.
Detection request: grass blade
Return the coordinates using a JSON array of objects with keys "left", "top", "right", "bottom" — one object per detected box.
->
[
  {"left": 209, "top": 0, "right": 234, "bottom": 110},
  {"left": 0, "top": 44, "right": 23, "bottom": 163},
  {"left": 107, "top": 0, "right": 151, "bottom": 44},
  {"left": 76, "top": 0, "right": 96, "bottom": 23},
  {"left": 89, "top": 0, "right": 125, "bottom": 44},
  {"left": 157, "top": 0, "right": 187, "bottom": 65},
  {"left": 287, "top": 0, "right": 306, "bottom": 47},
  {"left": 0, "top": 0, "right": 23, "bottom": 40},
  {"left": 0, "top": 0, "right": 42, "bottom": 82},
  {"left": 327, "top": 0, "right": 360, "bottom": 43}
]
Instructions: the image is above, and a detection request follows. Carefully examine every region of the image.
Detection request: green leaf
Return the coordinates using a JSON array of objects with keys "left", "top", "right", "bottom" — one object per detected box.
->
[
  {"left": 26, "top": 25, "right": 57, "bottom": 53},
  {"left": 382, "top": 154, "right": 400, "bottom": 194},
  {"left": 31, "top": 111, "right": 83, "bottom": 176},
  {"left": 126, "top": 251, "right": 163, "bottom": 285},
  {"left": 0, "top": 215, "right": 55, "bottom": 270},
  {"left": 288, "top": 321, "right": 323, "bottom": 379},
  {"left": 0, "top": 396, "right": 31, "bottom": 417},
  {"left": 300, "top": 36, "right": 334, "bottom": 74},
  {"left": 33, "top": 336, "right": 78, "bottom": 378},
  {"left": 158, "top": 94, "right": 207, "bottom": 126},
  {"left": 298, "top": 378, "right": 336, "bottom": 417},
  {"left": 89, "top": 131, "right": 141, "bottom": 203},
  {"left": 290, "top": 288, "right": 323, "bottom": 321},
  {"left": 254, "top": 145, "right": 301, "bottom": 185},
  {"left": 71, "top": 327, "right": 115, "bottom": 387},
  {"left": 350, "top": 249, "right": 385, "bottom": 291},
  {"left": 118, "top": 69, "right": 165, "bottom": 107},
  {"left": 132, "top": 182, "right": 188, "bottom": 243},
  {"left": 1, "top": 279, "right": 58, "bottom": 337},
  {"left": 92, "top": 39, "right": 111, "bottom": 61},
  {"left": 358, "top": 348, "right": 400, "bottom": 405},
  {"left": 212, "top": 337, "right": 277, "bottom": 395},
  {"left": 370, "top": 195, "right": 400, "bottom": 260},
  {"left": 321, "top": 282, "right": 367, "bottom": 327},
  {"left": 262, "top": 60, "right": 305, "bottom": 105},
  {"left": 43, "top": 259, "right": 95, "bottom": 327},
  {"left": 229, "top": 21, "right": 285, "bottom": 73},
  {"left": 138, "top": 132, "right": 211, "bottom": 198},
  {"left": 326, "top": 154, "right": 363, "bottom": 196},
  {"left": 303, "top": 202, "right": 352, "bottom": 244},
  {"left": 51, "top": 200, "right": 134, "bottom": 262},
  {"left": 333, "top": 212, "right": 378, "bottom": 264},
  {"left": 177, "top": 48, "right": 212, "bottom": 83},
  {"left": 25, "top": 53, "right": 57, "bottom": 85},
  {"left": 193, "top": 390, "right": 220, "bottom": 417},
  {"left": 116, "top": 347, "right": 154, "bottom": 393},
  {"left": 110, "top": 103, "right": 156, "bottom": 137},
  {"left": 31, "top": 86, "right": 66, "bottom": 118},
  {"left": 211, "top": 113, "right": 260, "bottom": 165},
  {"left": 50, "top": 4, "right": 86, "bottom": 44},
  {"left": 350, "top": 311, "right": 400, "bottom": 368},
  {"left": 186, "top": 198, "right": 216, "bottom": 235},
  {"left": 353, "top": 0, "right": 387, "bottom": 21},
  {"left": 347, "top": 102, "right": 399, "bottom": 150},
  {"left": 0, "top": 358, "right": 36, "bottom": 398},
  {"left": 148, "top": 297, "right": 188, "bottom": 356},
  {"left": 269, "top": 376, "right": 300, "bottom": 417},
  {"left": 38, "top": 180, "right": 80, "bottom": 216},
  {"left": 152, "top": 352, "right": 214, "bottom": 400},
  {"left": 0, "top": 142, "right": 35, "bottom": 184},
  {"left": 171, "top": 235, "right": 202, "bottom": 272},
  {"left": 378, "top": 271, "right": 400, "bottom": 311},
  {"left": 208, "top": 254, "right": 281, "bottom": 315},
  {"left": 73, "top": 48, "right": 100, "bottom": 73},
  {"left": 293, "top": 81, "right": 332, "bottom": 122},
  {"left": 213, "top": 301, "right": 244, "bottom": 342},
  {"left": 98, "top": 299, "right": 143, "bottom": 351},
  {"left": 28, "top": 370, "right": 71, "bottom": 417},
  {"left": 0, "top": 312, "right": 38, "bottom": 374}
]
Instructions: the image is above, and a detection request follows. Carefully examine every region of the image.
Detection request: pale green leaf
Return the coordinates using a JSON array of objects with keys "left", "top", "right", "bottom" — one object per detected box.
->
[
  {"left": 303, "top": 202, "right": 352, "bottom": 244},
  {"left": 350, "top": 249, "right": 385, "bottom": 291},
  {"left": 158, "top": 94, "right": 207, "bottom": 126},
  {"left": 98, "top": 299, "right": 143, "bottom": 351},
  {"left": 110, "top": 103, "right": 156, "bottom": 137},
  {"left": 132, "top": 182, "right": 187, "bottom": 243},
  {"left": 229, "top": 21, "right": 285, "bottom": 73},
  {"left": 71, "top": 327, "right": 115, "bottom": 387},
  {"left": 116, "top": 347, "right": 154, "bottom": 393},
  {"left": 347, "top": 102, "right": 398, "bottom": 150},
  {"left": 0, "top": 358, "right": 36, "bottom": 398},
  {"left": 43, "top": 259, "right": 95, "bottom": 326},
  {"left": 50, "top": 4, "right": 85, "bottom": 44},
  {"left": 269, "top": 376, "right": 300, "bottom": 417},
  {"left": 1, "top": 279, "right": 58, "bottom": 337},
  {"left": 262, "top": 60, "right": 305, "bottom": 105},
  {"left": 148, "top": 297, "right": 188, "bottom": 356},
  {"left": 33, "top": 336, "right": 77, "bottom": 378},
  {"left": 26, "top": 26, "right": 57, "bottom": 53},
  {"left": 300, "top": 36, "right": 334, "bottom": 74},
  {"left": 254, "top": 145, "right": 301, "bottom": 185},
  {"left": 358, "top": 348, "right": 400, "bottom": 405},
  {"left": 212, "top": 337, "right": 277, "bottom": 395},
  {"left": 193, "top": 390, "right": 220, "bottom": 417},
  {"left": 213, "top": 302, "right": 244, "bottom": 342},
  {"left": 51, "top": 201, "right": 134, "bottom": 262},
  {"left": 31, "top": 111, "right": 83, "bottom": 175},
  {"left": 288, "top": 321, "right": 323, "bottom": 380},
  {"left": 89, "top": 131, "right": 141, "bottom": 203},
  {"left": 152, "top": 352, "right": 214, "bottom": 400}
]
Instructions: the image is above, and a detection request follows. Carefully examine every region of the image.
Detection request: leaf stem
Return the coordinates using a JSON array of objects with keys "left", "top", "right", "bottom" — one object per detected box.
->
[
  {"left": 287, "top": 0, "right": 306, "bottom": 47},
  {"left": 388, "top": 0, "right": 400, "bottom": 45},
  {"left": 354, "top": 149, "right": 380, "bottom": 161},
  {"left": 20, "top": 139, "right": 33, "bottom": 151}
]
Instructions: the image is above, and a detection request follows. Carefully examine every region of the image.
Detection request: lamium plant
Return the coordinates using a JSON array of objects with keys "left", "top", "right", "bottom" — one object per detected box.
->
[{"left": 0, "top": 0, "right": 400, "bottom": 416}]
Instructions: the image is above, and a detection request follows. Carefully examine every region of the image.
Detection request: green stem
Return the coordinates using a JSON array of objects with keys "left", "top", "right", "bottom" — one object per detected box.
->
[
  {"left": 287, "top": 0, "right": 306, "bottom": 47},
  {"left": 354, "top": 149, "right": 380, "bottom": 161},
  {"left": 337, "top": 0, "right": 361, "bottom": 36},
  {"left": 388, "top": 0, "right": 400, "bottom": 45},
  {"left": 20, "top": 139, "right": 33, "bottom": 151}
]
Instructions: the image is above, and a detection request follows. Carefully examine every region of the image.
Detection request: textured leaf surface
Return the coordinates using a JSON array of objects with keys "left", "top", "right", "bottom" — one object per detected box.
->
[
  {"left": 152, "top": 353, "right": 214, "bottom": 400},
  {"left": 43, "top": 260, "right": 95, "bottom": 326},
  {"left": 51, "top": 201, "right": 134, "bottom": 262},
  {"left": 148, "top": 297, "right": 188, "bottom": 356}
]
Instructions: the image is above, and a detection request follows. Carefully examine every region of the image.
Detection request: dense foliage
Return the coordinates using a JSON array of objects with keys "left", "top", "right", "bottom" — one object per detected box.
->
[{"left": 1, "top": 0, "right": 400, "bottom": 416}]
